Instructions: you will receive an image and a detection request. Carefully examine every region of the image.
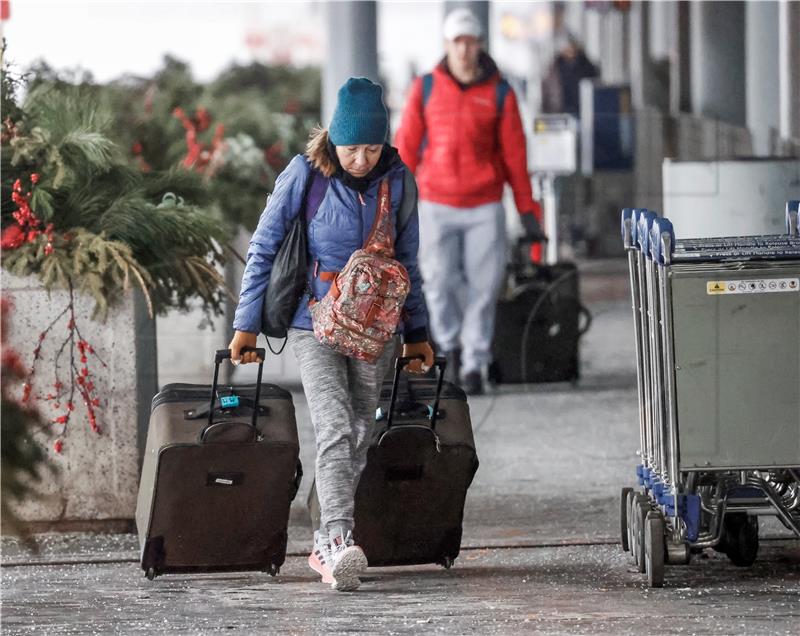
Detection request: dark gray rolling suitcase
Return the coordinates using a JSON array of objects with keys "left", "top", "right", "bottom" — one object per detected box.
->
[
  {"left": 135, "top": 348, "right": 302, "bottom": 580},
  {"left": 491, "top": 260, "right": 591, "bottom": 384},
  {"left": 309, "top": 356, "right": 478, "bottom": 568}
]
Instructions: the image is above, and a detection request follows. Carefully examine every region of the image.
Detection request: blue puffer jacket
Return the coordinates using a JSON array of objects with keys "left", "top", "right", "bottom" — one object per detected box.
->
[{"left": 233, "top": 153, "right": 428, "bottom": 341}]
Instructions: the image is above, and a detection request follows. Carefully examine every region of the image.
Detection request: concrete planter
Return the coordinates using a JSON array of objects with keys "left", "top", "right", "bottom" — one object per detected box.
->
[{"left": 2, "top": 272, "right": 157, "bottom": 526}]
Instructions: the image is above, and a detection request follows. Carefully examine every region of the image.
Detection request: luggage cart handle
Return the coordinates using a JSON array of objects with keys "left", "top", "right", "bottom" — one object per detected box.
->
[
  {"left": 620, "top": 208, "right": 634, "bottom": 249},
  {"left": 649, "top": 217, "right": 675, "bottom": 265},
  {"left": 203, "top": 348, "right": 266, "bottom": 435},
  {"left": 636, "top": 210, "right": 657, "bottom": 256},
  {"left": 787, "top": 201, "right": 799, "bottom": 237},
  {"left": 387, "top": 356, "right": 447, "bottom": 430}
]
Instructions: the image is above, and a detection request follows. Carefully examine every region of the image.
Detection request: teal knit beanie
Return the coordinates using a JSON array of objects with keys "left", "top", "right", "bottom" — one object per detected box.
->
[{"left": 328, "top": 77, "right": 388, "bottom": 146}]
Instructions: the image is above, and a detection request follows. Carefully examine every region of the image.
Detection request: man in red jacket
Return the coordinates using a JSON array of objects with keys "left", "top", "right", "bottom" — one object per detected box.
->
[{"left": 395, "top": 8, "right": 544, "bottom": 395}]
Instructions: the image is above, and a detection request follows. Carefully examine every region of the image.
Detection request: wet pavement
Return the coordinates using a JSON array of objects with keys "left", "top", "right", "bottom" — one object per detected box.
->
[
  {"left": 3, "top": 260, "right": 799, "bottom": 634},
  {"left": 2, "top": 540, "right": 799, "bottom": 635}
]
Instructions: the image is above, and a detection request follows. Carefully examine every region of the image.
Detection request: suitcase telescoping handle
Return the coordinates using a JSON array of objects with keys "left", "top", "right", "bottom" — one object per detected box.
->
[
  {"left": 387, "top": 356, "right": 447, "bottom": 430},
  {"left": 204, "top": 347, "right": 266, "bottom": 434}
]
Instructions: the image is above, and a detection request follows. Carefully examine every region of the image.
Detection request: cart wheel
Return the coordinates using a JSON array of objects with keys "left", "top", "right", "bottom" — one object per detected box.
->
[
  {"left": 145, "top": 567, "right": 156, "bottom": 581},
  {"left": 441, "top": 556, "right": 454, "bottom": 569},
  {"left": 267, "top": 564, "right": 280, "bottom": 577},
  {"left": 620, "top": 487, "right": 633, "bottom": 551},
  {"left": 634, "top": 494, "right": 650, "bottom": 573},
  {"left": 629, "top": 494, "right": 640, "bottom": 566},
  {"left": 644, "top": 512, "right": 665, "bottom": 588},
  {"left": 723, "top": 513, "right": 759, "bottom": 567},
  {"left": 626, "top": 490, "right": 636, "bottom": 559}
]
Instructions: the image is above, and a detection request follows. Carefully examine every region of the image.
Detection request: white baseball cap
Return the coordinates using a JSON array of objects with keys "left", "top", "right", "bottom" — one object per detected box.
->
[{"left": 443, "top": 8, "right": 483, "bottom": 41}]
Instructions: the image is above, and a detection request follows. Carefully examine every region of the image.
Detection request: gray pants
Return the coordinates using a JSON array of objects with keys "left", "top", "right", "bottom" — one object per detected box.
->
[
  {"left": 418, "top": 200, "right": 507, "bottom": 375},
  {"left": 288, "top": 328, "right": 393, "bottom": 540}
]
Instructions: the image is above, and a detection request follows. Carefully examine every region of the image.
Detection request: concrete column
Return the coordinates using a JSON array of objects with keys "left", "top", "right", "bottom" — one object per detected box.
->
[
  {"left": 746, "top": 1, "right": 780, "bottom": 156},
  {"left": 628, "top": 0, "right": 649, "bottom": 108},
  {"left": 779, "top": 0, "right": 800, "bottom": 141},
  {"left": 323, "top": 1, "right": 379, "bottom": 125},
  {"left": 669, "top": 0, "right": 692, "bottom": 116},
  {"left": 561, "top": 0, "right": 585, "bottom": 44},
  {"left": 630, "top": 1, "right": 672, "bottom": 111},
  {"left": 583, "top": 8, "right": 602, "bottom": 68},
  {"left": 648, "top": 0, "right": 671, "bottom": 61},
  {"left": 134, "top": 290, "right": 158, "bottom": 467},
  {"left": 690, "top": 1, "right": 746, "bottom": 126},
  {"left": 444, "top": 0, "right": 490, "bottom": 49},
  {"left": 600, "top": 9, "right": 628, "bottom": 84}
]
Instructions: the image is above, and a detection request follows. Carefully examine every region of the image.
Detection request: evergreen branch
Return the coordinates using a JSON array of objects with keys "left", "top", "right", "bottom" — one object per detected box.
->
[{"left": 127, "top": 262, "right": 153, "bottom": 319}]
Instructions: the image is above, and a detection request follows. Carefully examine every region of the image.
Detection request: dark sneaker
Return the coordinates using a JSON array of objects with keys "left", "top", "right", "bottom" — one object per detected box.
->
[
  {"left": 461, "top": 371, "right": 483, "bottom": 396},
  {"left": 444, "top": 349, "right": 461, "bottom": 385}
]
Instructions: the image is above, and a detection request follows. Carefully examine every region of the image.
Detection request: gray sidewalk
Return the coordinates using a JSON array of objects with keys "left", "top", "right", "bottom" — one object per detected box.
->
[{"left": 3, "top": 260, "right": 799, "bottom": 634}]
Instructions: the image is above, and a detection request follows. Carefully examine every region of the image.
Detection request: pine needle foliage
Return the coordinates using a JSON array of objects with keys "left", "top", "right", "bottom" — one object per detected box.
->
[
  {"left": 2, "top": 80, "right": 230, "bottom": 319},
  {"left": 100, "top": 57, "right": 321, "bottom": 229}
]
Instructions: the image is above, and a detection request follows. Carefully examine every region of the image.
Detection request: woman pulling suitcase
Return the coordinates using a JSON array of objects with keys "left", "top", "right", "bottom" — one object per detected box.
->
[{"left": 228, "top": 77, "right": 434, "bottom": 592}]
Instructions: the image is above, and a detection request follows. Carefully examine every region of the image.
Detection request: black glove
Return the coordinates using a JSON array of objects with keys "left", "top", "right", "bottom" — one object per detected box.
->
[{"left": 520, "top": 213, "right": 547, "bottom": 242}]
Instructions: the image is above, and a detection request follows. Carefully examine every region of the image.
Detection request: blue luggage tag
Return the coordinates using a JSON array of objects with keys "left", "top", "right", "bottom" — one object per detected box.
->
[{"left": 220, "top": 395, "right": 240, "bottom": 409}]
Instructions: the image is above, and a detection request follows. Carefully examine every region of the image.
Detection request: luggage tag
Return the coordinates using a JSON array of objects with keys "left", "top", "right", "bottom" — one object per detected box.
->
[
  {"left": 219, "top": 395, "right": 239, "bottom": 408},
  {"left": 218, "top": 392, "right": 240, "bottom": 410},
  {"left": 195, "top": 349, "right": 267, "bottom": 442}
]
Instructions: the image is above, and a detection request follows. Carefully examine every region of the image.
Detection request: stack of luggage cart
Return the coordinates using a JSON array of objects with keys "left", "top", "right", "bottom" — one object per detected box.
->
[{"left": 619, "top": 201, "right": 800, "bottom": 588}]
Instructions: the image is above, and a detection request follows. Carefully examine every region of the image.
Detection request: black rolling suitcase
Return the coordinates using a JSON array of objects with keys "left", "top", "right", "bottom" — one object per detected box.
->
[
  {"left": 135, "top": 348, "right": 302, "bottom": 580},
  {"left": 491, "top": 257, "right": 591, "bottom": 384},
  {"left": 309, "top": 356, "right": 479, "bottom": 568}
]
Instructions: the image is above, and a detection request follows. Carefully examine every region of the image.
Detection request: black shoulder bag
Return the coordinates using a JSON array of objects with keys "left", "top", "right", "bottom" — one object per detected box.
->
[{"left": 260, "top": 168, "right": 327, "bottom": 348}]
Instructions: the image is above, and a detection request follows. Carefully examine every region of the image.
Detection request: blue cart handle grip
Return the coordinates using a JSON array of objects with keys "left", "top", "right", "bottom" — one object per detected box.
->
[{"left": 786, "top": 200, "right": 799, "bottom": 237}]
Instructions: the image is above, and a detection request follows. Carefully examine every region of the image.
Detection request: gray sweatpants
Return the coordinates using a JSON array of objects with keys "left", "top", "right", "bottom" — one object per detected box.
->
[
  {"left": 288, "top": 328, "right": 394, "bottom": 542},
  {"left": 418, "top": 200, "right": 508, "bottom": 375}
]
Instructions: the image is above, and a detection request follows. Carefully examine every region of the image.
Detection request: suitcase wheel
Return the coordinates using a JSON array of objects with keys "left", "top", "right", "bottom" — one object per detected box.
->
[
  {"left": 267, "top": 564, "right": 280, "bottom": 577},
  {"left": 145, "top": 567, "right": 156, "bottom": 581},
  {"left": 440, "top": 556, "right": 454, "bottom": 569}
]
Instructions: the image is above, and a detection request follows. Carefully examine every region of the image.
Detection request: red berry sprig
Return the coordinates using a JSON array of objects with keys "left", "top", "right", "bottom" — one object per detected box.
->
[
  {"left": 2, "top": 174, "right": 56, "bottom": 253},
  {"left": 173, "top": 106, "right": 225, "bottom": 173},
  {"left": 21, "top": 280, "right": 107, "bottom": 452}
]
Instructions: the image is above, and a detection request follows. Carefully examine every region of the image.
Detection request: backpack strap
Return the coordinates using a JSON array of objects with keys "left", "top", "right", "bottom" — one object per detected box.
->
[
  {"left": 494, "top": 78, "right": 510, "bottom": 151},
  {"left": 422, "top": 73, "right": 434, "bottom": 107},
  {"left": 495, "top": 78, "right": 510, "bottom": 116},
  {"left": 397, "top": 167, "right": 417, "bottom": 233},
  {"left": 419, "top": 73, "right": 434, "bottom": 155},
  {"left": 364, "top": 179, "right": 394, "bottom": 257},
  {"left": 304, "top": 167, "right": 328, "bottom": 224}
]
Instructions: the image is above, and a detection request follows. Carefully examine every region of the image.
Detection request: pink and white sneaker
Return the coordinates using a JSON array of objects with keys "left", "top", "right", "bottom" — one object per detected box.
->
[
  {"left": 308, "top": 531, "right": 334, "bottom": 584},
  {"left": 330, "top": 531, "right": 368, "bottom": 592}
]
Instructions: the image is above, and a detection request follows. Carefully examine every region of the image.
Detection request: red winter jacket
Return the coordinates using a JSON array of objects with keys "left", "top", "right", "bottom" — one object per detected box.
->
[{"left": 395, "top": 55, "right": 541, "bottom": 220}]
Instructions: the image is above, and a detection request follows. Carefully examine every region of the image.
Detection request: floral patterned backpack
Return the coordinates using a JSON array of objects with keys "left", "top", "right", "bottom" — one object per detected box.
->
[{"left": 309, "top": 179, "right": 410, "bottom": 363}]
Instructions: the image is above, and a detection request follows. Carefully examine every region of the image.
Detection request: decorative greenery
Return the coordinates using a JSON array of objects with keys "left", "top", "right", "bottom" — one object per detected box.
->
[
  {"left": 15, "top": 56, "right": 321, "bottom": 231},
  {"left": 0, "top": 53, "right": 320, "bottom": 463},
  {"left": 96, "top": 57, "right": 320, "bottom": 229},
  {"left": 1, "top": 78, "right": 230, "bottom": 319}
]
